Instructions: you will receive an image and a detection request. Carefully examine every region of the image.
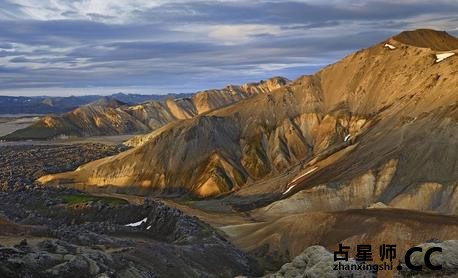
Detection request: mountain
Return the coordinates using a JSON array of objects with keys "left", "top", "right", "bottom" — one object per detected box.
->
[
  {"left": 38, "top": 28, "right": 458, "bottom": 214},
  {"left": 109, "top": 92, "right": 193, "bottom": 104},
  {"left": 2, "top": 97, "right": 150, "bottom": 140},
  {"left": 2, "top": 77, "right": 289, "bottom": 140},
  {"left": 0, "top": 93, "right": 191, "bottom": 115},
  {"left": 0, "top": 95, "right": 100, "bottom": 115}
]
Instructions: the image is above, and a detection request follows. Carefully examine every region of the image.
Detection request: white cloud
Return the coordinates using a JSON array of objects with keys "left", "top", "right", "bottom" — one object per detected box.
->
[
  {"left": 209, "top": 24, "right": 281, "bottom": 43},
  {"left": 256, "top": 62, "right": 327, "bottom": 71},
  {"left": 9, "top": 0, "right": 167, "bottom": 23},
  {"left": 174, "top": 24, "right": 282, "bottom": 45}
]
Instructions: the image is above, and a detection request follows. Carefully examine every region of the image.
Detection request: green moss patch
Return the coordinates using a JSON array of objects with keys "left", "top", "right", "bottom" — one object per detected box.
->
[{"left": 61, "top": 194, "right": 128, "bottom": 206}]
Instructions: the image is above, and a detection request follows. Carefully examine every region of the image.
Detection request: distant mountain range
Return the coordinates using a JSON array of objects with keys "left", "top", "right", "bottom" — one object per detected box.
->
[
  {"left": 2, "top": 77, "right": 289, "bottom": 140},
  {"left": 0, "top": 93, "right": 192, "bottom": 115}
]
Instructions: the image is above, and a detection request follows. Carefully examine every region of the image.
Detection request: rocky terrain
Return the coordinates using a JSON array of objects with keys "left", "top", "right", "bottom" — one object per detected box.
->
[
  {"left": 0, "top": 141, "right": 259, "bottom": 277},
  {"left": 3, "top": 77, "right": 289, "bottom": 140},
  {"left": 0, "top": 143, "right": 127, "bottom": 190},
  {"left": 0, "top": 189, "right": 259, "bottom": 277}
]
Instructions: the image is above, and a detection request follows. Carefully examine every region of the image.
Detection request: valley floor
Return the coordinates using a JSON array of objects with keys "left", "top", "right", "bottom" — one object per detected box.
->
[{"left": 0, "top": 115, "right": 40, "bottom": 137}]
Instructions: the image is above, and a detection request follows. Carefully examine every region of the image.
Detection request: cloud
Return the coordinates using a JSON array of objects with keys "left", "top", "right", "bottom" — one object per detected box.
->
[
  {"left": 0, "top": 0, "right": 457, "bottom": 95},
  {"left": 200, "top": 24, "right": 282, "bottom": 44}
]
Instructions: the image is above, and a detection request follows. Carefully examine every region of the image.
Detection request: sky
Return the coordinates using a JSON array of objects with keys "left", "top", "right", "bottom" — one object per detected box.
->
[{"left": 0, "top": 0, "right": 457, "bottom": 96}]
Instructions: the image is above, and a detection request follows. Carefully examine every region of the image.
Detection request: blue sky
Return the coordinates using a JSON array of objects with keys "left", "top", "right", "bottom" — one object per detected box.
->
[{"left": 0, "top": 0, "right": 457, "bottom": 96}]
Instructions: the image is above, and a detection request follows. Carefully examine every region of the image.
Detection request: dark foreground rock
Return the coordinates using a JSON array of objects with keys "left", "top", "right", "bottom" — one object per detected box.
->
[{"left": 0, "top": 189, "right": 260, "bottom": 277}]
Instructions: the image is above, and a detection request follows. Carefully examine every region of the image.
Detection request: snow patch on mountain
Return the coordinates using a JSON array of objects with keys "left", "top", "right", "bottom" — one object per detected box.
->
[
  {"left": 125, "top": 217, "right": 147, "bottom": 227},
  {"left": 384, "top": 43, "right": 396, "bottom": 50},
  {"left": 435, "top": 52, "right": 455, "bottom": 62}
]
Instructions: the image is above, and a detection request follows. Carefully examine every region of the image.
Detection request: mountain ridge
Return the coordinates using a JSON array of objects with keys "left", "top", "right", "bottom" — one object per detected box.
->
[
  {"left": 3, "top": 77, "right": 289, "bottom": 140},
  {"left": 38, "top": 29, "right": 458, "bottom": 214},
  {"left": 391, "top": 29, "right": 458, "bottom": 51}
]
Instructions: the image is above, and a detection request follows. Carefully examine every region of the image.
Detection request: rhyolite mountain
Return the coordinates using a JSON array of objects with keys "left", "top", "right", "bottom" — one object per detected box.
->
[
  {"left": 3, "top": 77, "right": 289, "bottom": 140},
  {"left": 3, "top": 97, "right": 151, "bottom": 140},
  {"left": 39, "top": 29, "right": 458, "bottom": 216}
]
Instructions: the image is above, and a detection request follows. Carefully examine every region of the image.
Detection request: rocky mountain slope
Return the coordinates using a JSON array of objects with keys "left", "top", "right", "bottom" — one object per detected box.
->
[
  {"left": 3, "top": 77, "right": 288, "bottom": 140},
  {"left": 38, "top": 29, "right": 458, "bottom": 210}
]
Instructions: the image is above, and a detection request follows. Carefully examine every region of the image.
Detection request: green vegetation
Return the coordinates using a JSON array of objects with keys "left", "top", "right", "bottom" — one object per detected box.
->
[{"left": 61, "top": 194, "right": 128, "bottom": 206}]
